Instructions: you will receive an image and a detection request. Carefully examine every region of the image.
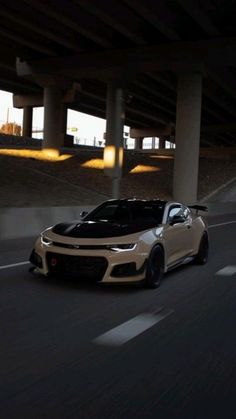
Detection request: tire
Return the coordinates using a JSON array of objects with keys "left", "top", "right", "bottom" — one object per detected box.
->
[
  {"left": 194, "top": 232, "right": 209, "bottom": 265},
  {"left": 145, "top": 245, "right": 164, "bottom": 289}
]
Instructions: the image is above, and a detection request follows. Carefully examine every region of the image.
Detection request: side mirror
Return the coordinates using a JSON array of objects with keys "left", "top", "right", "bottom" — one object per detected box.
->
[
  {"left": 169, "top": 215, "right": 185, "bottom": 226},
  {"left": 80, "top": 211, "right": 88, "bottom": 219}
]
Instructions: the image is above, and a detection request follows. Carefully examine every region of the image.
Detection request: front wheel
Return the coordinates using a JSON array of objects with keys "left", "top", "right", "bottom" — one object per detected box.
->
[
  {"left": 145, "top": 245, "right": 164, "bottom": 289},
  {"left": 194, "top": 232, "right": 209, "bottom": 265}
]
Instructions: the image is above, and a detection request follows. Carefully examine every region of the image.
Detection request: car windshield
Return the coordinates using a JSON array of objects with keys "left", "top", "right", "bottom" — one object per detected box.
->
[{"left": 85, "top": 201, "right": 165, "bottom": 225}]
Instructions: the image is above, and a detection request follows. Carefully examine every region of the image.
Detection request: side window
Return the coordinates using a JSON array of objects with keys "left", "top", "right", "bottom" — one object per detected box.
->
[
  {"left": 168, "top": 206, "right": 181, "bottom": 222},
  {"left": 183, "top": 206, "right": 191, "bottom": 219},
  {"left": 168, "top": 205, "right": 187, "bottom": 223}
]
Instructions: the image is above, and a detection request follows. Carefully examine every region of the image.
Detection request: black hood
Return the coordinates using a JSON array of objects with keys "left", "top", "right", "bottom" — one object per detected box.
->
[{"left": 51, "top": 220, "right": 157, "bottom": 238}]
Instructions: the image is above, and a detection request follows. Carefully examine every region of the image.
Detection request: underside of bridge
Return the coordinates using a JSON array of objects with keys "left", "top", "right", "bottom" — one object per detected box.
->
[{"left": 0, "top": 0, "right": 236, "bottom": 202}]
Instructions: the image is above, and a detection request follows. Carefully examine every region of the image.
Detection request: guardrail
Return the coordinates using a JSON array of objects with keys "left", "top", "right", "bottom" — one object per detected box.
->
[{"left": 0, "top": 206, "right": 94, "bottom": 240}]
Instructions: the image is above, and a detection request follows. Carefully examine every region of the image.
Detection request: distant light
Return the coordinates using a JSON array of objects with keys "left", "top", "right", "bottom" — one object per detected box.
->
[
  {"left": 129, "top": 165, "right": 160, "bottom": 174},
  {"left": 103, "top": 145, "right": 124, "bottom": 178},
  {"left": 81, "top": 159, "right": 104, "bottom": 169},
  {"left": 150, "top": 155, "right": 174, "bottom": 160},
  {"left": 0, "top": 148, "right": 72, "bottom": 161},
  {"left": 43, "top": 148, "right": 60, "bottom": 159},
  {"left": 103, "top": 146, "right": 123, "bottom": 169}
]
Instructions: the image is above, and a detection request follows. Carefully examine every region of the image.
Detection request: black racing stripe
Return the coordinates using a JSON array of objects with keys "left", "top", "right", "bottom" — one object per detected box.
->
[
  {"left": 52, "top": 222, "right": 78, "bottom": 236},
  {"left": 52, "top": 220, "right": 158, "bottom": 238}
]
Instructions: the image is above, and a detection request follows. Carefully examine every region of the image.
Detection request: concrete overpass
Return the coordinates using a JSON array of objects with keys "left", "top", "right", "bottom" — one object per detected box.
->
[{"left": 0, "top": 0, "right": 236, "bottom": 202}]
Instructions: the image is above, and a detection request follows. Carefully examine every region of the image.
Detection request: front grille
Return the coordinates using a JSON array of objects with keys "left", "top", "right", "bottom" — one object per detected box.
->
[
  {"left": 52, "top": 242, "right": 109, "bottom": 250},
  {"left": 46, "top": 252, "right": 108, "bottom": 281}
]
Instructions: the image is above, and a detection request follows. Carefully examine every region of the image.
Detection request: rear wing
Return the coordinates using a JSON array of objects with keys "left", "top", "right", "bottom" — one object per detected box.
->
[{"left": 189, "top": 205, "right": 208, "bottom": 215}]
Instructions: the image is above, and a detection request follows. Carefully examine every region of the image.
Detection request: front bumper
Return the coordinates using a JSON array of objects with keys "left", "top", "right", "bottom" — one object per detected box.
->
[{"left": 30, "top": 238, "right": 148, "bottom": 283}]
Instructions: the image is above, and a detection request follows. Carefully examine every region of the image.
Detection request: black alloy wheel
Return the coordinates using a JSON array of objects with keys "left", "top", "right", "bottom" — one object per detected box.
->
[{"left": 145, "top": 245, "right": 164, "bottom": 289}]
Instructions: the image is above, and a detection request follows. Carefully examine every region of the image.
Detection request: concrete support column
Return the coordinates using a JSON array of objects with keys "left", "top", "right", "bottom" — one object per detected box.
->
[
  {"left": 22, "top": 106, "right": 33, "bottom": 137},
  {"left": 104, "top": 80, "right": 125, "bottom": 199},
  {"left": 60, "top": 104, "right": 70, "bottom": 145},
  {"left": 173, "top": 73, "right": 202, "bottom": 203},
  {"left": 60, "top": 105, "right": 68, "bottom": 137},
  {"left": 43, "top": 85, "right": 63, "bottom": 152},
  {"left": 159, "top": 137, "right": 166, "bottom": 149},
  {"left": 135, "top": 137, "right": 144, "bottom": 150}
]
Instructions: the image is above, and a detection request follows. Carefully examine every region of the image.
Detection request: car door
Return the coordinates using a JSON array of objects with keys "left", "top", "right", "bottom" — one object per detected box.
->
[{"left": 163, "top": 205, "right": 194, "bottom": 267}]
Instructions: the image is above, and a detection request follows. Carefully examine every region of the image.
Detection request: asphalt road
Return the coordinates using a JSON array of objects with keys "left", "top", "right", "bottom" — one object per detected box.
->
[
  {"left": 209, "top": 178, "right": 236, "bottom": 202},
  {"left": 1, "top": 214, "right": 236, "bottom": 419}
]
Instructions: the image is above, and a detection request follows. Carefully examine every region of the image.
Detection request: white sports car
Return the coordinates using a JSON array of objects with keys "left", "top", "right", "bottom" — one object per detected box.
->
[{"left": 29, "top": 199, "right": 209, "bottom": 288}]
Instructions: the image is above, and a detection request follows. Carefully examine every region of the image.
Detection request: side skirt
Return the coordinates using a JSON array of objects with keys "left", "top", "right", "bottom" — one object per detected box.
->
[{"left": 167, "top": 256, "right": 195, "bottom": 272}]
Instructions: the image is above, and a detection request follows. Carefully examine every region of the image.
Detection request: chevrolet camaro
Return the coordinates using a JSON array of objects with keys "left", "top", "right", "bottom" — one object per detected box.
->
[{"left": 29, "top": 199, "right": 209, "bottom": 288}]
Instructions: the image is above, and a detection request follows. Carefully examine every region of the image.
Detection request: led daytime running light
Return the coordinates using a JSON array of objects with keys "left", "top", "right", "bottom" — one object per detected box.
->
[
  {"left": 107, "top": 243, "right": 136, "bottom": 252},
  {"left": 41, "top": 235, "right": 52, "bottom": 246}
]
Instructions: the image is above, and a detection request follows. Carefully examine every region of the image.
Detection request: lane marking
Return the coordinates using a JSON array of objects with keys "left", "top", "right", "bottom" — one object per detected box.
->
[
  {"left": 215, "top": 265, "right": 236, "bottom": 276},
  {"left": 209, "top": 220, "right": 236, "bottom": 229},
  {"left": 93, "top": 309, "right": 173, "bottom": 347},
  {"left": 0, "top": 261, "right": 30, "bottom": 271}
]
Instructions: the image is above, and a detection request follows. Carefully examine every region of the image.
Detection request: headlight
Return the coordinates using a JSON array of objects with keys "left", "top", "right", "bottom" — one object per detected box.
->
[
  {"left": 106, "top": 243, "right": 137, "bottom": 252},
  {"left": 41, "top": 235, "right": 53, "bottom": 246}
]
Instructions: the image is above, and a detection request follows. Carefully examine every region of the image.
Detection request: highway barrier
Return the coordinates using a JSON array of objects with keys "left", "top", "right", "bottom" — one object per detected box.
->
[{"left": 0, "top": 206, "right": 94, "bottom": 240}]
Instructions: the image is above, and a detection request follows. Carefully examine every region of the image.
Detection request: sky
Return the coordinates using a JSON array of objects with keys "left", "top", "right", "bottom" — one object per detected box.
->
[
  {"left": 0, "top": 89, "right": 163, "bottom": 149},
  {"left": 0, "top": 89, "right": 107, "bottom": 142}
]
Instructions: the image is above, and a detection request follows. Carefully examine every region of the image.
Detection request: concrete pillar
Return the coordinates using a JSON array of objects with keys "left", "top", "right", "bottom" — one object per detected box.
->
[
  {"left": 135, "top": 137, "right": 144, "bottom": 150},
  {"left": 173, "top": 73, "right": 202, "bottom": 203},
  {"left": 104, "top": 80, "right": 125, "bottom": 199},
  {"left": 60, "top": 104, "right": 71, "bottom": 146},
  {"left": 22, "top": 106, "right": 33, "bottom": 137},
  {"left": 159, "top": 137, "right": 166, "bottom": 149},
  {"left": 60, "top": 105, "right": 67, "bottom": 136},
  {"left": 43, "top": 85, "right": 63, "bottom": 152}
]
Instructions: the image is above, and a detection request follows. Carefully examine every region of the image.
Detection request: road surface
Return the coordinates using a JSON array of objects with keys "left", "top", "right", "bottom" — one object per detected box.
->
[{"left": 0, "top": 213, "right": 236, "bottom": 419}]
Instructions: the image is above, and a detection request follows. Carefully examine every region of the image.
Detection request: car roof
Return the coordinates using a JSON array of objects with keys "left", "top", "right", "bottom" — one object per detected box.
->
[{"left": 105, "top": 198, "right": 167, "bottom": 205}]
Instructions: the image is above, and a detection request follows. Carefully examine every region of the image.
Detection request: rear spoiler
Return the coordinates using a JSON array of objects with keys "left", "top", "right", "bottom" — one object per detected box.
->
[{"left": 189, "top": 205, "right": 208, "bottom": 214}]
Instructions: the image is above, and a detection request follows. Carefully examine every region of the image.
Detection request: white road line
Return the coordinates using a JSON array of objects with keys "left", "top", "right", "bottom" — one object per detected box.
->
[
  {"left": 215, "top": 266, "right": 236, "bottom": 276},
  {"left": 93, "top": 309, "right": 173, "bottom": 347},
  {"left": 0, "top": 261, "right": 30, "bottom": 271},
  {"left": 209, "top": 220, "right": 236, "bottom": 229}
]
